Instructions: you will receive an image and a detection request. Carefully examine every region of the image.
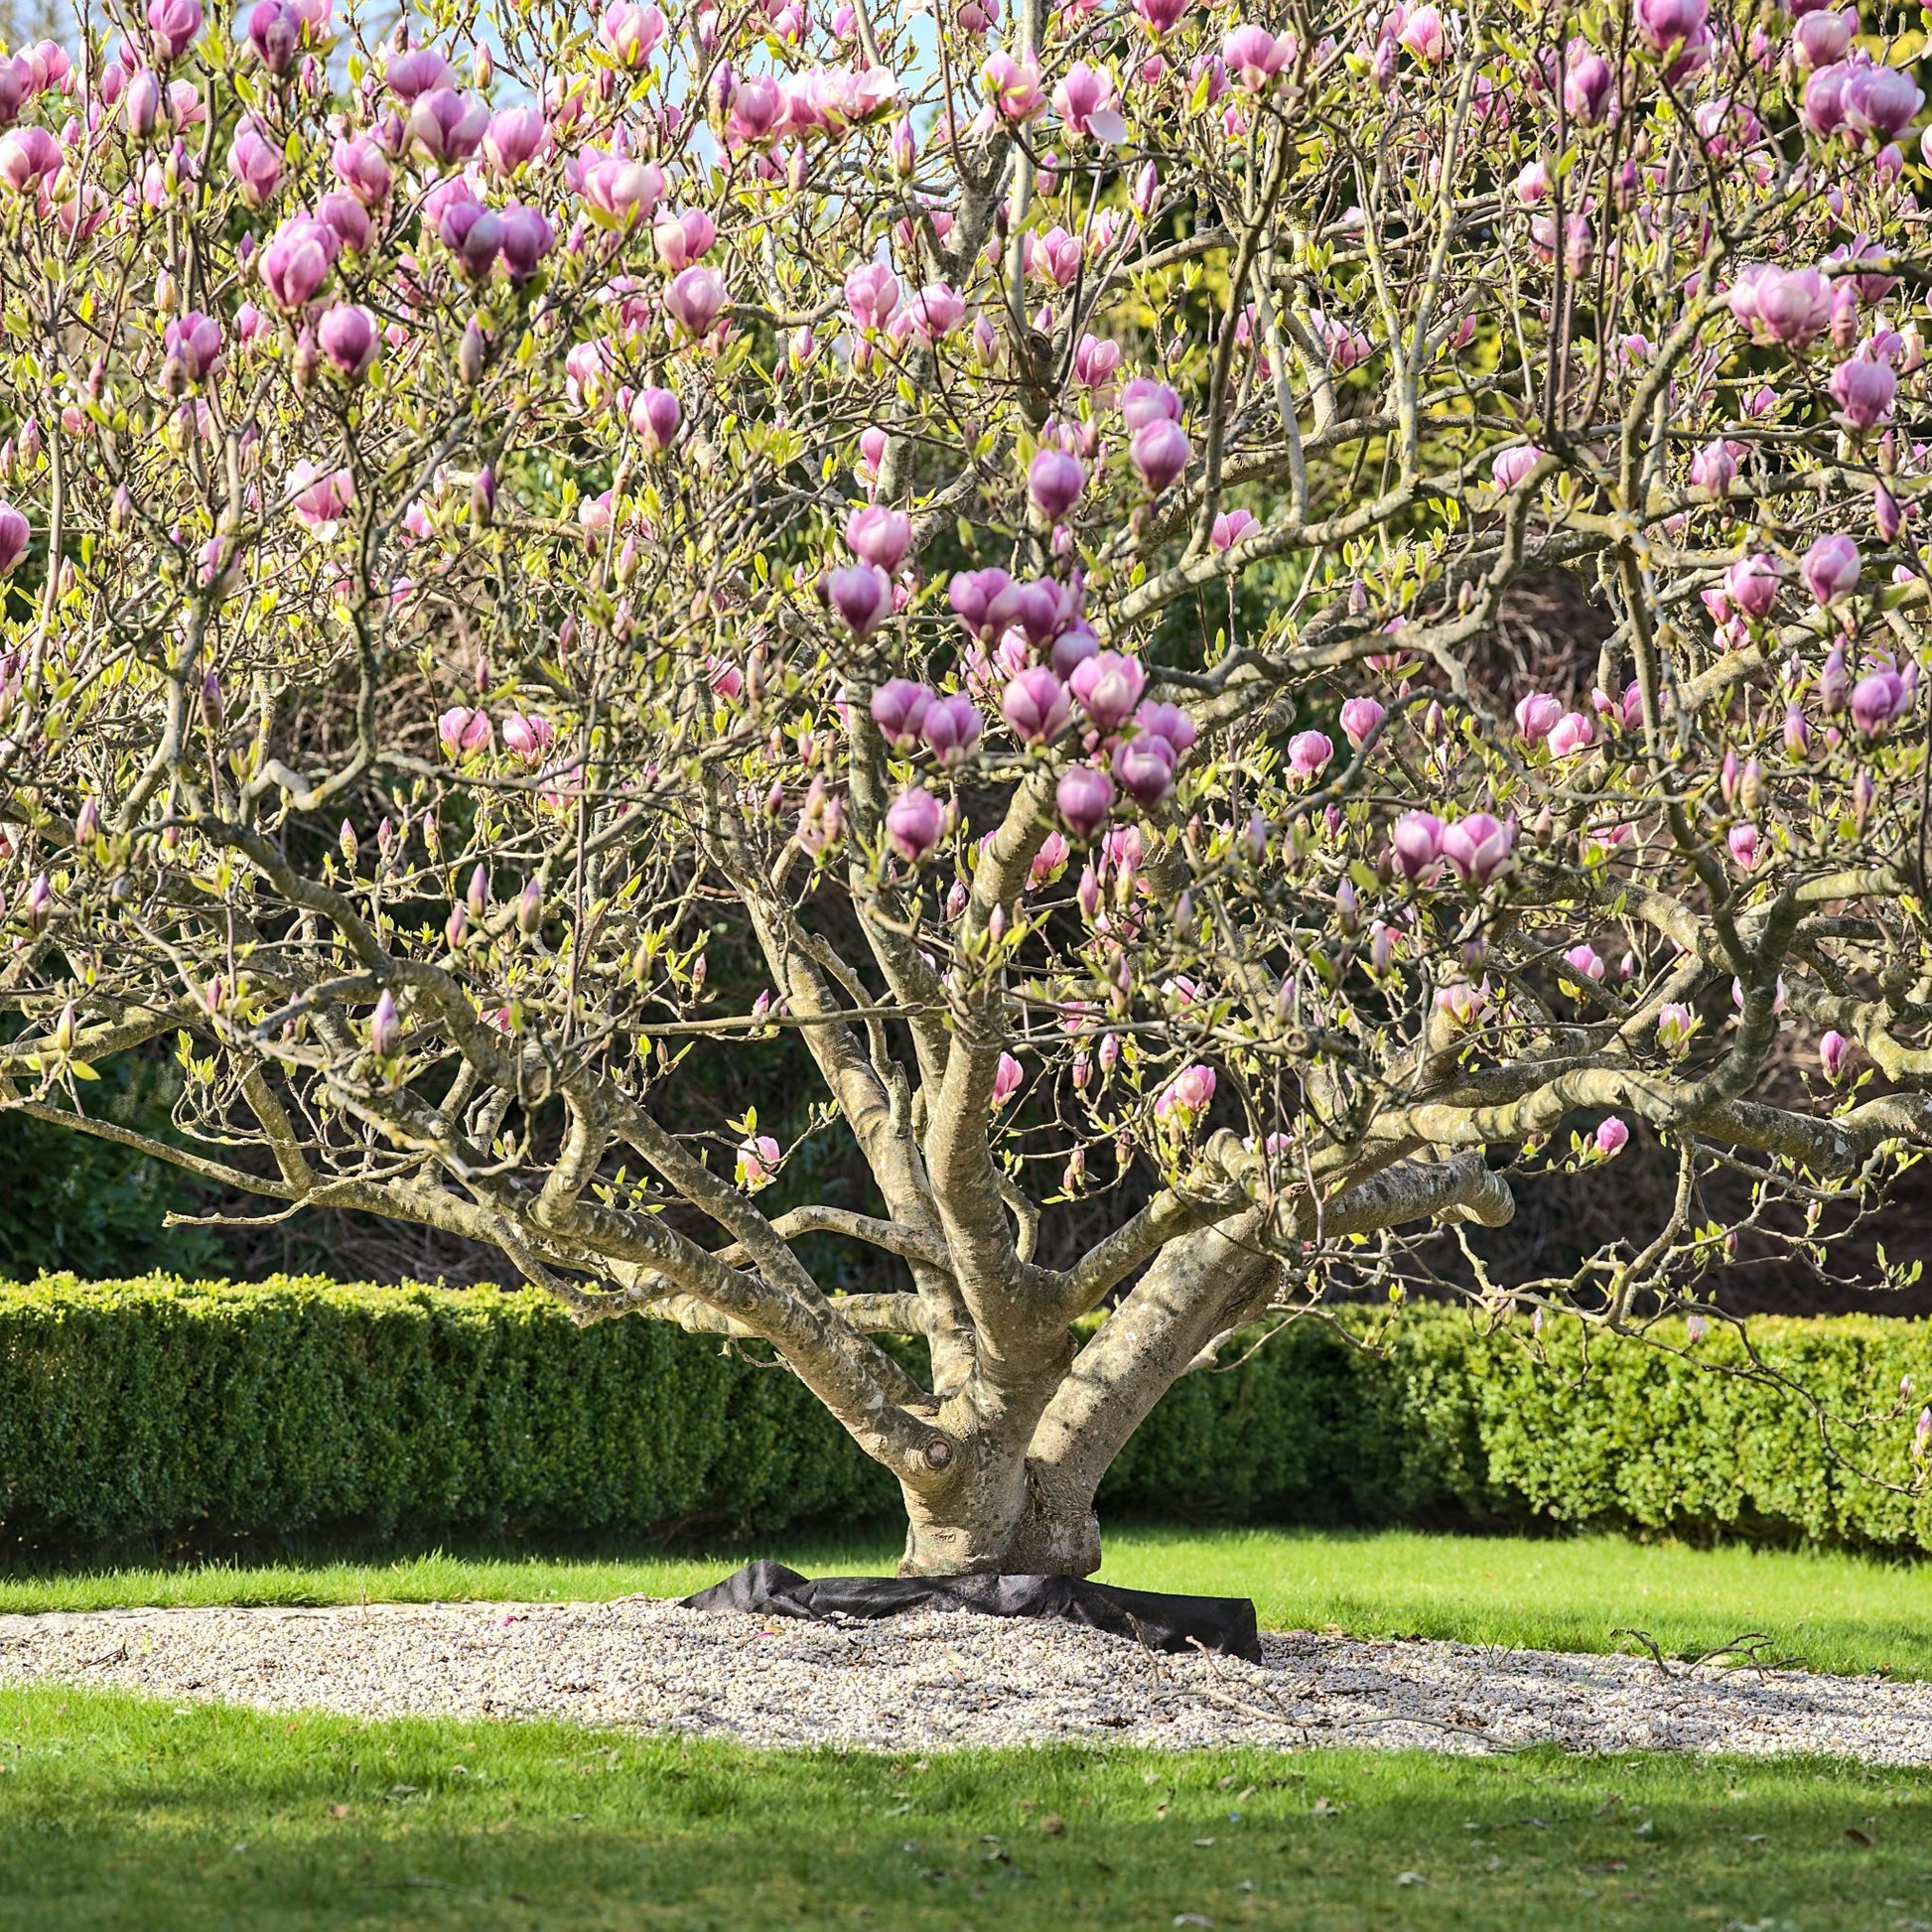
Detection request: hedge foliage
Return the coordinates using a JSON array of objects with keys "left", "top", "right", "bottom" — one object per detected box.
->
[{"left": 2, "top": 1277, "right": 1929, "bottom": 1556}]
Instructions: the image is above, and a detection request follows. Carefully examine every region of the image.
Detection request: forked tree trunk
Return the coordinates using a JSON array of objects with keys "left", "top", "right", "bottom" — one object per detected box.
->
[{"left": 893, "top": 1218, "right": 1276, "bottom": 1577}]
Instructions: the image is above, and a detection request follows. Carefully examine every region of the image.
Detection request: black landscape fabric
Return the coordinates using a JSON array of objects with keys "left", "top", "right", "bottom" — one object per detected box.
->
[{"left": 680, "top": 1559, "right": 1263, "bottom": 1662}]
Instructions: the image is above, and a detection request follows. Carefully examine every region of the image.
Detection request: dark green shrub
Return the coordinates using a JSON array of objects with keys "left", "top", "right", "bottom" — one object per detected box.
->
[{"left": 1, "top": 1280, "right": 1927, "bottom": 1556}]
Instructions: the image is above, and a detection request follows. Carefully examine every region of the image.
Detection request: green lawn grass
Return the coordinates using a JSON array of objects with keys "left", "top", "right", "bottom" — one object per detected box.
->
[
  {"left": 3, "top": 1523, "right": 1925, "bottom": 1680},
  {"left": 0, "top": 1684, "right": 1925, "bottom": 1930}
]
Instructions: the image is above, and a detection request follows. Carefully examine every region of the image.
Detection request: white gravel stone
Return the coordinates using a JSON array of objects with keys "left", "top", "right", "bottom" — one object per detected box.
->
[{"left": 1, "top": 1597, "right": 1927, "bottom": 1761}]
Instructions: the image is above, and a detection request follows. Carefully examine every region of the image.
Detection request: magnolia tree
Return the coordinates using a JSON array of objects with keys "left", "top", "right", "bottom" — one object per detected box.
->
[{"left": 3, "top": 0, "right": 1932, "bottom": 1574}]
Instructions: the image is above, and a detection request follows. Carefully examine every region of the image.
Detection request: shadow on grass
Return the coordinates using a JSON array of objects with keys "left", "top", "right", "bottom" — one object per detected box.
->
[{"left": 1, "top": 1689, "right": 1928, "bottom": 1931}]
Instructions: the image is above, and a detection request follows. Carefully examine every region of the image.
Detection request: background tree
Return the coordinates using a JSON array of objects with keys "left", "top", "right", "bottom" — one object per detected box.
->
[{"left": 3, "top": 0, "right": 1931, "bottom": 1573}]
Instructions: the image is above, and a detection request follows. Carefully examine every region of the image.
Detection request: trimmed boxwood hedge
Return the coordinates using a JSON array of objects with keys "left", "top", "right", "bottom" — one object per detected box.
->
[{"left": 1, "top": 1275, "right": 1929, "bottom": 1555}]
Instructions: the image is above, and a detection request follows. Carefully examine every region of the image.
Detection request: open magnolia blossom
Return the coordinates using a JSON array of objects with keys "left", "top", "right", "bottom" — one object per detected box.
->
[{"left": 3, "top": 0, "right": 1932, "bottom": 1573}]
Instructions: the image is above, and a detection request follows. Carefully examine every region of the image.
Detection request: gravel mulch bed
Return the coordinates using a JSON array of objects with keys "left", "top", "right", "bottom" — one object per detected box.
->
[{"left": 1, "top": 1598, "right": 1928, "bottom": 1761}]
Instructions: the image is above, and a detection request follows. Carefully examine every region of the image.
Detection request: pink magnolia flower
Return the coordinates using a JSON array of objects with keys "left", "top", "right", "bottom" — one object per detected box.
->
[
  {"left": 1656, "top": 1002, "right": 1699, "bottom": 1054},
  {"left": 652, "top": 207, "right": 717, "bottom": 275},
  {"left": 870, "top": 678, "right": 933, "bottom": 753},
  {"left": 437, "top": 705, "right": 491, "bottom": 759},
  {"left": 1339, "top": 696, "right": 1386, "bottom": 749},
  {"left": 737, "top": 1133, "right": 782, "bottom": 1190},
  {"left": 1130, "top": 417, "right": 1190, "bottom": 493},
  {"left": 1211, "top": 508, "right": 1257, "bottom": 551},
  {"left": 1514, "top": 159, "right": 1551, "bottom": 205},
  {"left": 581, "top": 154, "right": 663, "bottom": 231},
  {"left": 1121, "top": 377, "right": 1181, "bottom": 429},
  {"left": 1391, "top": 810, "right": 1445, "bottom": 881},
  {"left": 1053, "top": 61, "right": 1127, "bottom": 143},
  {"left": 1113, "top": 733, "right": 1176, "bottom": 806},
  {"left": 1830, "top": 354, "right": 1896, "bottom": 431},
  {"left": 1565, "top": 46, "right": 1614, "bottom": 124},
  {"left": 0, "top": 501, "right": 29, "bottom": 573},
  {"left": 1793, "top": 11, "right": 1852, "bottom": 71},
  {"left": 483, "top": 105, "right": 546, "bottom": 177},
  {"left": 316, "top": 303, "right": 378, "bottom": 379},
  {"left": 1074, "top": 334, "right": 1122, "bottom": 389},
  {"left": 844, "top": 261, "right": 899, "bottom": 333},
  {"left": 1136, "top": 702, "right": 1196, "bottom": 755},
  {"left": 407, "top": 87, "right": 487, "bottom": 164},
  {"left": 0, "top": 126, "right": 63, "bottom": 194},
  {"left": 245, "top": 0, "right": 305, "bottom": 73},
  {"left": 485, "top": 202, "right": 545, "bottom": 281},
  {"left": 1049, "top": 624, "right": 1099, "bottom": 679},
  {"left": 1222, "top": 24, "right": 1293, "bottom": 91},
  {"left": 1057, "top": 763, "right": 1116, "bottom": 837},
  {"left": 1442, "top": 812, "right": 1514, "bottom": 884},
  {"left": 846, "top": 504, "right": 910, "bottom": 573},
  {"left": 1724, "top": 553, "right": 1782, "bottom": 620},
  {"left": 226, "top": 119, "right": 282, "bottom": 206},
  {"left": 1633, "top": 0, "right": 1708, "bottom": 57},
  {"left": 1398, "top": 5, "right": 1447, "bottom": 66},
  {"left": 1820, "top": 1030, "right": 1850, "bottom": 1080},
  {"left": 992, "top": 1052, "right": 1025, "bottom": 1105},
  {"left": 922, "top": 694, "right": 983, "bottom": 768},
  {"left": 982, "top": 52, "right": 1044, "bottom": 121},
  {"left": 1070, "top": 652, "right": 1146, "bottom": 733},
  {"left": 600, "top": 2, "right": 667, "bottom": 67},
  {"left": 1547, "top": 711, "right": 1594, "bottom": 759},
  {"left": 949, "top": 568, "right": 1015, "bottom": 638},
  {"left": 1031, "top": 831, "right": 1070, "bottom": 886},
  {"left": 727, "top": 75, "right": 786, "bottom": 143},
  {"left": 1565, "top": 943, "right": 1606, "bottom": 982},
  {"left": 1594, "top": 1116, "right": 1629, "bottom": 1157},
  {"left": 163, "top": 310, "right": 222, "bottom": 382},
  {"left": 1515, "top": 692, "right": 1563, "bottom": 742},
  {"left": 332, "top": 135, "right": 391, "bottom": 205},
  {"left": 664, "top": 264, "right": 728, "bottom": 337},
  {"left": 1288, "top": 730, "right": 1332, "bottom": 780},
  {"left": 367, "top": 988, "right": 401, "bottom": 1056},
  {"left": 826, "top": 562, "right": 892, "bottom": 637},
  {"left": 1135, "top": 0, "right": 1192, "bottom": 34},
  {"left": 1851, "top": 669, "right": 1910, "bottom": 739},
  {"left": 1002, "top": 668, "right": 1071, "bottom": 745},
  {"left": 146, "top": 0, "right": 204, "bottom": 60},
  {"left": 903, "top": 282, "right": 965, "bottom": 343},
  {"left": 382, "top": 48, "right": 455, "bottom": 99},
  {"left": 501, "top": 712, "right": 557, "bottom": 764},
  {"left": 1841, "top": 59, "right": 1923, "bottom": 147},
  {"left": 1727, "top": 265, "right": 1833, "bottom": 349},
  {"left": 1491, "top": 445, "right": 1542, "bottom": 491},
  {"left": 258, "top": 213, "right": 338, "bottom": 310},
  {"left": 1156, "top": 1062, "right": 1217, "bottom": 1129},
  {"left": 1689, "top": 439, "right": 1739, "bottom": 497},
  {"left": 1029, "top": 226, "right": 1082, "bottom": 287},
  {"left": 287, "top": 460, "right": 353, "bottom": 536},
  {"left": 1029, "top": 449, "right": 1086, "bottom": 523},
  {"left": 1727, "top": 822, "right": 1761, "bottom": 871},
  {"left": 885, "top": 785, "right": 943, "bottom": 863},
  {"left": 1803, "top": 533, "right": 1860, "bottom": 608},
  {"left": 628, "top": 385, "right": 681, "bottom": 457},
  {"left": 316, "top": 191, "right": 371, "bottom": 255}
]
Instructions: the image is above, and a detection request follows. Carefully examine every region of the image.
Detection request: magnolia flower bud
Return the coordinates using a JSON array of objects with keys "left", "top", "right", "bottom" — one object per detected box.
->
[
  {"left": 516, "top": 877, "right": 543, "bottom": 934},
  {"left": 348, "top": 983, "right": 404, "bottom": 1060}
]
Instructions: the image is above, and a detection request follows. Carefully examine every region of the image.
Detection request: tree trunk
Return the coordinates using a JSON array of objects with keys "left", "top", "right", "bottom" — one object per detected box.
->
[
  {"left": 897, "top": 1457, "right": 1103, "bottom": 1577},
  {"left": 894, "top": 1216, "right": 1279, "bottom": 1579}
]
